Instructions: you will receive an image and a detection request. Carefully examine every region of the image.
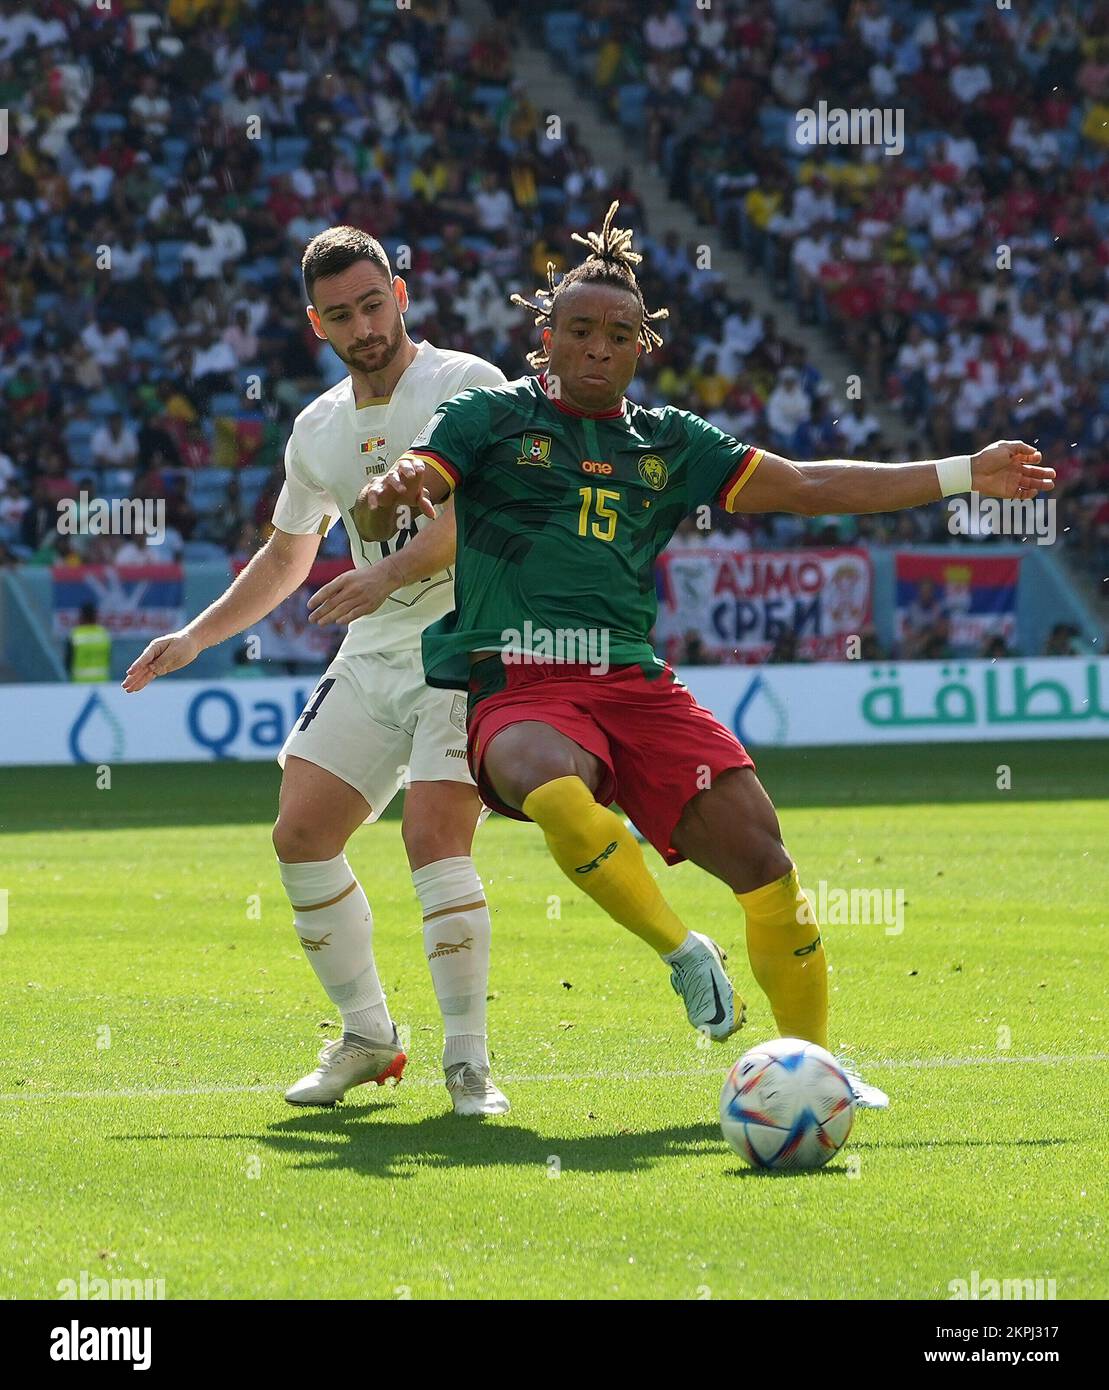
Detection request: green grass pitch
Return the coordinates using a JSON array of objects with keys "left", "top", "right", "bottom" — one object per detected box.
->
[{"left": 2, "top": 742, "right": 1105, "bottom": 1300}]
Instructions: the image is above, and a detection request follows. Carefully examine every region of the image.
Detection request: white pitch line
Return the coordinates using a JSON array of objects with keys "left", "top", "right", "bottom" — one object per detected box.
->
[{"left": 0, "top": 1053, "right": 1104, "bottom": 1103}]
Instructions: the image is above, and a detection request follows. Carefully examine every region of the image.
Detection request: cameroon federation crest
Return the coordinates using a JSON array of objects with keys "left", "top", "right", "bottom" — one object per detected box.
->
[
  {"left": 638, "top": 454, "right": 669, "bottom": 490},
  {"left": 516, "top": 433, "right": 552, "bottom": 467}
]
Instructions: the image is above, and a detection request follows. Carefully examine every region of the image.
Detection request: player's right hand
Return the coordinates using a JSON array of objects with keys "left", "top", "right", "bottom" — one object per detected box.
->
[
  {"left": 121, "top": 629, "right": 201, "bottom": 692},
  {"left": 353, "top": 456, "right": 436, "bottom": 542}
]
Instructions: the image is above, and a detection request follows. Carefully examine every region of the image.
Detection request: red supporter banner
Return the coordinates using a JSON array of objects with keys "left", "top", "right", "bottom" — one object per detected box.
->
[
  {"left": 52, "top": 564, "right": 185, "bottom": 638},
  {"left": 655, "top": 548, "right": 872, "bottom": 664},
  {"left": 231, "top": 557, "right": 353, "bottom": 664}
]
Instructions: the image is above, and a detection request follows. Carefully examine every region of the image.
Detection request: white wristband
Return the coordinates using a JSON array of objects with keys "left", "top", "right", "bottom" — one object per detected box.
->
[{"left": 935, "top": 455, "right": 973, "bottom": 497}]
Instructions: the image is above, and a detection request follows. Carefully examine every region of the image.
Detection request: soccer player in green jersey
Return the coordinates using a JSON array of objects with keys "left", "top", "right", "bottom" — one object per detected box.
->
[{"left": 353, "top": 204, "right": 1053, "bottom": 1106}]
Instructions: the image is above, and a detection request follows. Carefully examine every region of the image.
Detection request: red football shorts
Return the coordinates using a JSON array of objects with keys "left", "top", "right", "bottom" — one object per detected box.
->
[{"left": 466, "top": 658, "right": 755, "bottom": 866}]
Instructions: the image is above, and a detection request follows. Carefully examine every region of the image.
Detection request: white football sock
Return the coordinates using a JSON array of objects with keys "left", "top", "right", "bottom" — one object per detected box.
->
[
  {"left": 278, "top": 854, "right": 393, "bottom": 1043},
  {"left": 412, "top": 856, "right": 491, "bottom": 1071}
]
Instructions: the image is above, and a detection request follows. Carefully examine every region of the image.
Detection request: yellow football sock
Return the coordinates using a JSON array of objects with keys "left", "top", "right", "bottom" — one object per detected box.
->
[
  {"left": 522, "top": 776, "right": 687, "bottom": 954},
  {"left": 737, "top": 867, "right": 828, "bottom": 1048}
]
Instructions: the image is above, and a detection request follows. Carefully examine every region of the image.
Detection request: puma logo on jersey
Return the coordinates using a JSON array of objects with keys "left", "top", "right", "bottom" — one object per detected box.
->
[
  {"left": 575, "top": 841, "right": 619, "bottom": 874},
  {"left": 428, "top": 936, "right": 474, "bottom": 958},
  {"left": 298, "top": 933, "right": 332, "bottom": 952}
]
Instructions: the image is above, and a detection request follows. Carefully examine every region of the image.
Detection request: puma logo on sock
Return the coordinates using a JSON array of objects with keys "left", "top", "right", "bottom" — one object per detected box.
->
[
  {"left": 428, "top": 936, "right": 474, "bottom": 959},
  {"left": 298, "top": 933, "right": 332, "bottom": 952}
]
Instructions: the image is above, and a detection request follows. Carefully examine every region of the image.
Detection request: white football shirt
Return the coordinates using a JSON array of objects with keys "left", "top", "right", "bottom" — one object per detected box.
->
[{"left": 272, "top": 340, "right": 505, "bottom": 656}]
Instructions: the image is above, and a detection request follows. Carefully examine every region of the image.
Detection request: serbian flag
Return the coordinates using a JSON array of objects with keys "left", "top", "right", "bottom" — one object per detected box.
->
[
  {"left": 895, "top": 553, "right": 1020, "bottom": 651},
  {"left": 52, "top": 564, "right": 186, "bottom": 638}
]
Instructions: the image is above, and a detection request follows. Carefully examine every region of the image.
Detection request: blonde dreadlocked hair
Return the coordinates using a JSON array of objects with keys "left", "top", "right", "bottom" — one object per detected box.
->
[{"left": 509, "top": 201, "right": 669, "bottom": 369}]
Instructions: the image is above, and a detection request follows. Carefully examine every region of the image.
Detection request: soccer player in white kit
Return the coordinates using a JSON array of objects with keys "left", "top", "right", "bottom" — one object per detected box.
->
[{"left": 123, "top": 226, "right": 509, "bottom": 1115}]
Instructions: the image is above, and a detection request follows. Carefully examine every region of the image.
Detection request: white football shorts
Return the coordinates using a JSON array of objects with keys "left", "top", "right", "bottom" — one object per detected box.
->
[{"left": 278, "top": 649, "right": 474, "bottom": 820}]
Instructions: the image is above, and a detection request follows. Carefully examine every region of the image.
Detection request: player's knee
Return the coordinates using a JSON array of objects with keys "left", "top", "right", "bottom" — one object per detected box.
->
[
  {"left": 272, "top": 815, "right": 342, "bottom": 864},
  {"left": 490, "top": 752, "right": 596, "bottom": 811},
  {"left": 753, "top": 839, "right": 794, "bottom": 887},
  {"left": 734, "top": 836, "right": 794, "bottom": 894},
  {"left": 401, "top": 820, "right": 464, "bottom": 869}
]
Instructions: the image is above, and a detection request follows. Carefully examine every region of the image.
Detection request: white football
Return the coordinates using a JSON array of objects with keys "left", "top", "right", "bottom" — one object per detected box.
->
[{"left": 720, "top": 1037, "right": 855, "bottom": 1171}]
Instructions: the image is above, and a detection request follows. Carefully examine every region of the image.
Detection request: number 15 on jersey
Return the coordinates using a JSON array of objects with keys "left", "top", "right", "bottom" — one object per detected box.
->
[{"left": 578, "top": 486, "right": 620, "bottom": 543}]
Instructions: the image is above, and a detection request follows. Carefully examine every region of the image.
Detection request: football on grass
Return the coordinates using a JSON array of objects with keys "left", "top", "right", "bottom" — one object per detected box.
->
[{"left": 720, "top": 1037, "right": 856, "bottom": 1172}]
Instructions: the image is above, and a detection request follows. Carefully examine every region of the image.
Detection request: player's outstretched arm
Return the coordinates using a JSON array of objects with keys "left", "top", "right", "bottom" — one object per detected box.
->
[
  {"left": 308, "top": 499, "right": 458, "bottom": 627},
  {"left": 735, "top": 440, "right": 1054, "bottom": 516},
  {"left": 352, "top": 454, "right": 448, "bottom": 542},
  {"left": 121, "top": 527, "right": 320, "bottom": 692}
]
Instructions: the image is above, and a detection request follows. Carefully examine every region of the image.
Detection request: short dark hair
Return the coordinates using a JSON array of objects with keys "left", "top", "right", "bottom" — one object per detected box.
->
[{"left": 301, "top": 225, "right": 391, "bottom": 303}]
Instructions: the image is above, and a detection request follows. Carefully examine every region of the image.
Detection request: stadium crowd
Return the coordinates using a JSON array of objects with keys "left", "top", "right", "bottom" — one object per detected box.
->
[
  {"left": 0, "top": 0, "right": 1099, "bottom": 665},
  {"left": 549, "top": 0, "right": 1109, "bottom": 589}
]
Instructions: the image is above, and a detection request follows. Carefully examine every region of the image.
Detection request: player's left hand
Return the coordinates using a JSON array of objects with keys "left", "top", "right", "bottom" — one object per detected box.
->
[
  {"left": 307, "top": 565, "right": 396, "bottom": 626},
  {"left": 971, "top": 440, "right": 1055, "bottom": 499}
]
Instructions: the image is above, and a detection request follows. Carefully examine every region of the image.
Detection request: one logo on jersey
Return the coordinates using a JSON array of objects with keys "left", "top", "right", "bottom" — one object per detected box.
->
[
  {"left": 638, "top": 454, "right": 669, "bottom": 491},
  {"left": 516, "top": 433, "right": 552, "bottom": 467},
  {"left": 360, "top": 436, "right": 387, "bottom": 453},
  {"left": 581, "top": 459, "right": 613, "bottom": 476}
]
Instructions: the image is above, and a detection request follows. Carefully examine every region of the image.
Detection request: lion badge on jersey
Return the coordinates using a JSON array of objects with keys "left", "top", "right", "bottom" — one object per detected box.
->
[{"left": 638, "top": 454, "right": 668, "bottom": 490}]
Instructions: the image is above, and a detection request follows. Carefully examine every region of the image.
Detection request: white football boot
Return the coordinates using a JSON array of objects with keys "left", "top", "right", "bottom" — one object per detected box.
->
[
  {"left": 285, "top": 1028, "right": 407, "bottom": 1107},
  {"left": 445, "top": 1062, "right": 511, "bottom": 1116},
  {"left": 669, "top": 931, "right": 746, "bottom": 1041},
  {"left": 837, "top": 1056, "right": 890, "bottom": 1109}
]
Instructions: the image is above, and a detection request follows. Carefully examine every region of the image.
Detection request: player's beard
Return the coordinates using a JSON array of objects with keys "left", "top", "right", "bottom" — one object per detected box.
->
[{"left": 339, "top": 314, "right": 404, "bottom": 377}]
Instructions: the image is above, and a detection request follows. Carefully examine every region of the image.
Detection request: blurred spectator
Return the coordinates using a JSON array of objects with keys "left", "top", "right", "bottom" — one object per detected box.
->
[
  {"left": 767, "top": 630, "right": 803, "bottom": 664},
  {"left": 114, "top": 532, "right": 150, "bottom": 566},
  {"left": 66, "top": 602, "right": 112, "bottom": 684},
  {"left": 1044, "top": 622, "right": 1081, "bottom": 656},
  {"left": 676, "top": 629, "right": 720, "bottom": 665},
  {"left": 982, "top": 634, "right": 1011, "bottom": 659},
  {"left": 90, "top": 413, "right": 139, "bottom": 471},
  {"left": 838, "top": 399, "right": 882, "bottom": 454},
  {"left": 765, "top": 367, "right": 811, "bottom": 451}
]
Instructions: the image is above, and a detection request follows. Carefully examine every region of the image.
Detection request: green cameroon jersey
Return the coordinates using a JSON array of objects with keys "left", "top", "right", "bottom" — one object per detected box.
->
[{"left": 407, "top": 374, "right": 765, "bottom": 689}]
